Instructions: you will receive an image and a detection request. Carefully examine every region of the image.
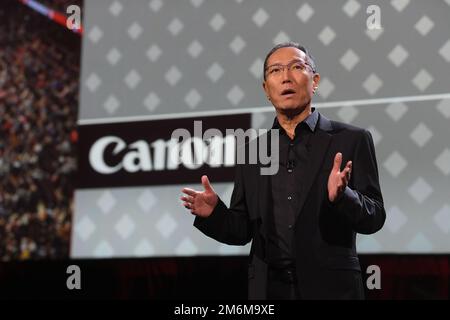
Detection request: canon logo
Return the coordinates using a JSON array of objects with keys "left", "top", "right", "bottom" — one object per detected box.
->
[
  {"left": 88, "top": 135, "right": 237, "bottom": 175},
  {"left": 88, "top": 121, "right": 280, "bottom": 176}
]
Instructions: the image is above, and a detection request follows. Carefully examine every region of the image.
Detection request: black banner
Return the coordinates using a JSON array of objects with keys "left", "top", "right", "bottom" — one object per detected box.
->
[{"left": 76, "top": 114, "right": 251, "bottom": 189}]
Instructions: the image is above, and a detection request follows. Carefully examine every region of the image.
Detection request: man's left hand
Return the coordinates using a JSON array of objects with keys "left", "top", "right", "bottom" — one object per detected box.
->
[{"left": 328, "top": 152, "right": 352, "bottom": 203}]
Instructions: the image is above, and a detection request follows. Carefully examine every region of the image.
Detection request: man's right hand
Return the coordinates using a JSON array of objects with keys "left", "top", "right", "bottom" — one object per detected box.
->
[{"left": 181, "top": 175, "right": 218, "bottom": 218}]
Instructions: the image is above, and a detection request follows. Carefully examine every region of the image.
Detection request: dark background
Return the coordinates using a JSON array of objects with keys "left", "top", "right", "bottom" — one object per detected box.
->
[{"left": 0, "top": 255, "right": 448, "bottom": 299}]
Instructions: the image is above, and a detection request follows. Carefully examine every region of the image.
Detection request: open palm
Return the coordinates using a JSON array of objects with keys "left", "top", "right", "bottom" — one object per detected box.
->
[
  {"left": 181, "top": 175, "right": 218, "bottom": 218},
  {"left": 328, "top": 152, "right": 352, "bottom": 203}
]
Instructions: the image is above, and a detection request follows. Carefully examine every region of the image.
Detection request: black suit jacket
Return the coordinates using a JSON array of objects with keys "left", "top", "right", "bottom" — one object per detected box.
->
[{"left": 194, "top": 112, "right": 386, "bottom": 299}]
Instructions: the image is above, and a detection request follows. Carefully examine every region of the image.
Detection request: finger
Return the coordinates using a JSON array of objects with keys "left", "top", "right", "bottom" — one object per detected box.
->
[
  {"left": 341, "top": 168, "right": 351, "bottom": 185},
  {"left": 332, "top": 152, "right": 342, "bottom": 173},
  {"left": 345, "top": 160, "right": 352, "bottom": 169},
  {"left": 342, "top": 166, "right": 351, "bottom": 176},
  {"left": 345, "top": 161, "right": 352, "bottom": 175},
  {"left": 180, "top": 196, "right": 194, "bottom": 203},
  {"left": 183, "top": 201, "right": 195, "bottom": 211},
  {"left": 181, "top": 188, "right": 197, "bottom": 197},
  {"left": 183, "top": 202, "right": 191, "bottom": 209},
  {"left": 202, "top": 175, "right": 213, "bottom": 192},
  {"left": 346, "top": 162, "right": 352, "bottom": 179},
  {"left": 341, "top": 167, "right": 350, "bottom": 178}
]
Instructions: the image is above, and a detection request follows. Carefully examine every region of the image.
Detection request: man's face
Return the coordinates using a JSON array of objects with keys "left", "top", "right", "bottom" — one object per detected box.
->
[{"left": 263, "top": 47, "right": 320, "bottom": 114}]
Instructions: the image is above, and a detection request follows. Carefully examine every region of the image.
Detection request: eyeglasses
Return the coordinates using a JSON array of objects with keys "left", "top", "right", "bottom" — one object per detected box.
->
[{"left": 265, "top": 60, "right": 313, "bottom": 78}]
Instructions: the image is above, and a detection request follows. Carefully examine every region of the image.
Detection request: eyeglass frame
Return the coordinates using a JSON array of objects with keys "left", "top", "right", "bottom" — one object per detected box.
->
[{"left": 264, "top": 59, "right": 315, "bottom": 78}]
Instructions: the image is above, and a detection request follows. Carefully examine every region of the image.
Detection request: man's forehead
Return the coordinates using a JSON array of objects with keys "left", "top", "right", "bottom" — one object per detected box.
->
[{"left": 267, "top": 47, "right": 307, "bottom": 64}]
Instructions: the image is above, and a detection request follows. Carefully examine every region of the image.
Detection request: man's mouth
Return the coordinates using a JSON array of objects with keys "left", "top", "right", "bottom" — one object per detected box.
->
[{"left": 281, "top": 89, "right": 296, "bottom": 96}]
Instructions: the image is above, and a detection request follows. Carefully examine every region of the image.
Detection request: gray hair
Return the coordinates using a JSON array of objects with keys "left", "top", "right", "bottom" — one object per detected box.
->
[{"left": 263, "top": 41, "right": 317, "bottom": 80}]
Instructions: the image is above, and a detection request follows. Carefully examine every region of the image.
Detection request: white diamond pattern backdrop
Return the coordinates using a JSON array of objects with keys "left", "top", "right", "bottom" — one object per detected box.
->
[{"left": 72, "top": 0, "right": 450, "bottom": 257}]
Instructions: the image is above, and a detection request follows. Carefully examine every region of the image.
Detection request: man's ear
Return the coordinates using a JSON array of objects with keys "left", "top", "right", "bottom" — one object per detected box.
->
[
  {"left": 262, "top": 81, "right": 270, "bottom": 100},
  {"left": 312, "top": 73, "right": 320, "bottom": 93}
]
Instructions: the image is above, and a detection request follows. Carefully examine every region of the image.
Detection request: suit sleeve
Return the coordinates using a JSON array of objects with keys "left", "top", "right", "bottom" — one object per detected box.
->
[
  {"left": 331, "top": 130, "right": 386, "bottom": 234},
  {"left": 193, "top": 164, "right": 252, "bottom": 245}
]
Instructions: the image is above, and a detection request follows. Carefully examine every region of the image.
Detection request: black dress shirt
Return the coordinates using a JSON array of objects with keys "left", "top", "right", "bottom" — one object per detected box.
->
[{"left": 267, "top": 108, "right": 319, "bottom": 269}]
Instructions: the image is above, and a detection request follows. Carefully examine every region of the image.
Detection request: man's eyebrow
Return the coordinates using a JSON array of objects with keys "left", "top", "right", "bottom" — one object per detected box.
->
[{"left": 266, "top": 58, "right": 308, "bottom": 68}]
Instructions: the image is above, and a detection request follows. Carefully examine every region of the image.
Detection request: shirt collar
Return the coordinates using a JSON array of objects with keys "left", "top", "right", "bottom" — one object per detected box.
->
[{"left": 271, "top": 107, "right": 319, "bottom": 133}]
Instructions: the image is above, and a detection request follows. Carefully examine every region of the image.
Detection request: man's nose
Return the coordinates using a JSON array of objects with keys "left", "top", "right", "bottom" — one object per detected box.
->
[
  {"left": 281, "top": 67, "right": 292, "bottom": 84},
  {"left": 281, "top": 75, "right": 292, "bottom": 84}
]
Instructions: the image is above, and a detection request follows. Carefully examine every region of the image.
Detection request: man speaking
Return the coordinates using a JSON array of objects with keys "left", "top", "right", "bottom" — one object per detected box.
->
[{"left": 181, "top": 42, "right": 386, "bottom": 300}]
